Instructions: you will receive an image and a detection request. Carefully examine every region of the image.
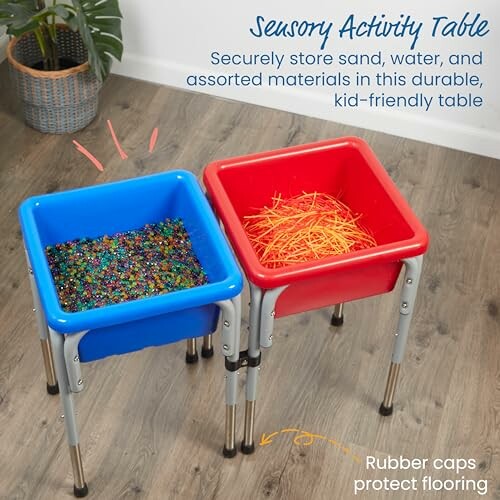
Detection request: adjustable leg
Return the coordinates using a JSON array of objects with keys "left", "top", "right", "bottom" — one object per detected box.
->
[
  {"left": 240, "top": 285, "right": 287, "bottom": 454},
  {"left": 331, "top": 303, "right": 344, "bottom": 326},
  {"left": 201, "top": 334, "right": 214, "bottom": 358},
  {"left": 379, "top": 256, "right": 423, "bottom": 416},
  {"left": 185, "top": 338, "right": 199, "bottom": 364},
  {"left": 241, "top": 284, "right": 262, "bottom": 454},
  {"left": 48, "top": 328, "right": 88, "bottom": 497},
  {"left": 219, "top": 295, "right": 241, "bottom": 458},
  {"left": 27, "top": 263, "right": 58, "bottom": 395}
]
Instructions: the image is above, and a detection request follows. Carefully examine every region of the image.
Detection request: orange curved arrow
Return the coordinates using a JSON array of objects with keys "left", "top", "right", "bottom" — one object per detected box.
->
[
  {"left": 257, "top": 428, "right": 363, "bottom": 464},
  {"left": 259, "top": 432, "right": 279, "bottom": 446},
  {"left": 293, "top": 432, "right": 326, "bottom": 446}
]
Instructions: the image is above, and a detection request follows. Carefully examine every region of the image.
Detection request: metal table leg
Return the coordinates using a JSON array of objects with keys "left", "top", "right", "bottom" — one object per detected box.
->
[
  {"left": 331, "top": 303, "right": 344, "bottom": 326},
  {"left": 239, "top": 285, "right": 287, "bottom": 454},
  {"left": 241, "top": 283, "right": 262, "bottom": 454},
  {"left": 26, "top": 262, "right": 59, "bottom": 395},
  {"left": 202, "top": 334, "right": 214, "bottom": 358},
  {"left": 379, "top": 256, "right": 423, "bottom": 416},
  {"left": 48, "top": 328, "right": 88, "bottom": 498},
  {"left": 218, "top": 295, "right": 241, "bottom": 458},
  {"left": 185, "top": 338, "right": 198, "bottom": 364}
]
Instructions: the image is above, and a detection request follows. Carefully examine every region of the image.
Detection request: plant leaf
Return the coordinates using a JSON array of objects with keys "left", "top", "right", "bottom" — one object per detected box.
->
[
  {"left": 0, "top": 1, "right": 39, "bottom": 37},
  {"left": 0, "top": 2, "right": 76, "bottom": 36},
  {"left": 70, "top": 0, "right": 123, "bottom": 82},
  {"left": 52, "top": 4, "right": 73, "bottom": 20}
]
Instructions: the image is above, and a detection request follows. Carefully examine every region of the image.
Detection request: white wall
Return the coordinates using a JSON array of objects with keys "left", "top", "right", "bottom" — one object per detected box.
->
[
  {"left": 1, "top": 3, "right": 498, "bottom": 159},
  {"left": 113, "top": 0, "right": 500, "bottom": 160},
  {"left": 0, "top": 28, "right": 7, "bottom": 62}
]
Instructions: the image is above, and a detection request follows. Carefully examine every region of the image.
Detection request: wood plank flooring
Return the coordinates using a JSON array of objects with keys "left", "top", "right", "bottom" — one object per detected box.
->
[{"left": 0, "top": 62, "right": 499, "bottom": 499}]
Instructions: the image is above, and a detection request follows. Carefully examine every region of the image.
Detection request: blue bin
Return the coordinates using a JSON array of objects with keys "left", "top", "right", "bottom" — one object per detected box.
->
[{"left": 19, "top": 170, "right": 243, "bottom": 362}]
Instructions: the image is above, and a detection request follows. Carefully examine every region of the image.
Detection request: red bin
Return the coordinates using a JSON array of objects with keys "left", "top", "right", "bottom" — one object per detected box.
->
[{"left": 203, "top": 137, "right": 429, "bottom": 317}]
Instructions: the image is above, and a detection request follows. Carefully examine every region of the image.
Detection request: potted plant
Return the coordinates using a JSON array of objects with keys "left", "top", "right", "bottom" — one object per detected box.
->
[{"left": 0, "top": 0, "right": 123, "bottom": 133}]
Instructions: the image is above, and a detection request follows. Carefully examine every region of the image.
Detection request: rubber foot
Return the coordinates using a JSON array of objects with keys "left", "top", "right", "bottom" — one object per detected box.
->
[
  {"left": 241, "top": 441, "right": 255, "bottom": 455},
  {"left": 73, "top": 483, "right": 88, "bottom": 498},
  {"left": 185, "top": 351, "right": 199, "bottom": 364},
  {"left": 201, "top": 346, "right": 214, "bottom": 359},
  {"left": 223, "top": 446, "right": 237, "bottom": 458},
  {"left": 379, "top": 403, "right": 393, "bottom": 416},
  {"left": 46, "top": 382, "right": 59, "bottom": 395},
  {"left": 330, "top": 314, "right": 344, "bottom": 327}
]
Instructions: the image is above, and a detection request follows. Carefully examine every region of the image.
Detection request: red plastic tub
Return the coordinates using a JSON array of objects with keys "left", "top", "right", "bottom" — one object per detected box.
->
[{"left": 203, "top": 137, "right": 429, "bottom": 317}]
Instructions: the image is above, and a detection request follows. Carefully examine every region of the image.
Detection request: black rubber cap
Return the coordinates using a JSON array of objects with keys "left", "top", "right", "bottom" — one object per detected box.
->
[
  {"left": 201, "top": 346, "right": 214, "bottom": 359},
  {"left": 241, "top": 441, "right": 255, "bottom": 455},
  {"left": 379, "top": 403, "right": 393, "bottom": 416},
  {"left": 330, "top": 314, "right": 344, "bottom": 327},
  {"left": 185, "top": 351, "right": 199, "bottom": 364},
  {"left": 73, "top": 483, "right": 89, "bottom": 498},
  {"left": 223, "top": 446, "right": 237, "bottom": 458},
  {"left": 46, "top": 382, "right": 59, "bottom": 395}
]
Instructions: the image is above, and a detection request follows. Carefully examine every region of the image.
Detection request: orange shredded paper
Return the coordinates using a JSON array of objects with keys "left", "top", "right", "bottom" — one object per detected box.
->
[{"left": 243, "top": 192, "right": 376, "bottom": 269}]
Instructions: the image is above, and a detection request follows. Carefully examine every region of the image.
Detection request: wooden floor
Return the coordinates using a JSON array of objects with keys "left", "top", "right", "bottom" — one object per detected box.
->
[{"left": 0, "top": 62, "right": 499, "bottom": 500}]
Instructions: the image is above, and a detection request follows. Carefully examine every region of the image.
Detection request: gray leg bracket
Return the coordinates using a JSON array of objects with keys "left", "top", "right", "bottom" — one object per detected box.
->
[
  {"left": 27, "top": 267, "right": 49, "bottom": 341},
  {"left": 63, "top": 331, "right": 89, "bottom": 393},
  {"left": 216, "top": 297, "right": 240, "bottom": 359},
  {"left": 392, "top": 256, "right": 423, "bottom": 364},
  {"left": 259, "top": 285, "right": 288, "bottom": 348},
  {"left": 223, "top": 285, "right": 262, "bottom": 372}
]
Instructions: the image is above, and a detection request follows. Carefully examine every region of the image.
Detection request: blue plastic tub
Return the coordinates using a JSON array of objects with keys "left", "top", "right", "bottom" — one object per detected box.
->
[{"left": 19, "top": 171, "right": 243, "bottom": 362}]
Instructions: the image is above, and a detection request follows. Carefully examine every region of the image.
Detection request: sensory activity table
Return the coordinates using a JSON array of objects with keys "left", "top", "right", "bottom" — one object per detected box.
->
[
  {"left": 19, "top": 171, "right": 243, "bottom": 497},
  {"left": 203, "top": 137, "right": 429, "bottom": 454},
  {"left": 19, "top": 137, "right": 428, "bottom": 496}
]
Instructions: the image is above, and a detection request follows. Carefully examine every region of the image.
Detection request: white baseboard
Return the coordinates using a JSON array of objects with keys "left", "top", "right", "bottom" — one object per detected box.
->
[
  {"left": 113, "top": 53, "right": 500, "bottom": 160},
  {"left": 0, "top": 33, "right": 8, "bottom": 63}
]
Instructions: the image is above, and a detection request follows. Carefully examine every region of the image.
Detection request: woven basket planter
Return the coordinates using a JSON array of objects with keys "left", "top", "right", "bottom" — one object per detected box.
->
[{"left": 7, "top": 26, "right": 102, "bottom": 134}]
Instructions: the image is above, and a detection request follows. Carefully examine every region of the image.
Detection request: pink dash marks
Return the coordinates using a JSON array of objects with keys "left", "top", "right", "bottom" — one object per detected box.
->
[
  {"left": 107, "top": 119, "right": 128, "bottom": 160},
  {"left": 149, "top": 127, "right": 159, "bottom": 153},
  {"left": 72, "top": 140, "right": 104, "bottom": 172}
]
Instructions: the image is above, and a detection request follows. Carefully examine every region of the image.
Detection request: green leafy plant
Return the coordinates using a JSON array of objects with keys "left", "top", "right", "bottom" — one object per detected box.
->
[{"left": 0, "top": 0, "right": 122, "bottom": 81}]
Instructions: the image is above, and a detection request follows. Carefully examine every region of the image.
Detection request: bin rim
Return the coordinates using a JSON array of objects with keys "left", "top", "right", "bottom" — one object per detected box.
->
[{"left": 203, "top": 136, "right": 429, "bottom": 289}]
